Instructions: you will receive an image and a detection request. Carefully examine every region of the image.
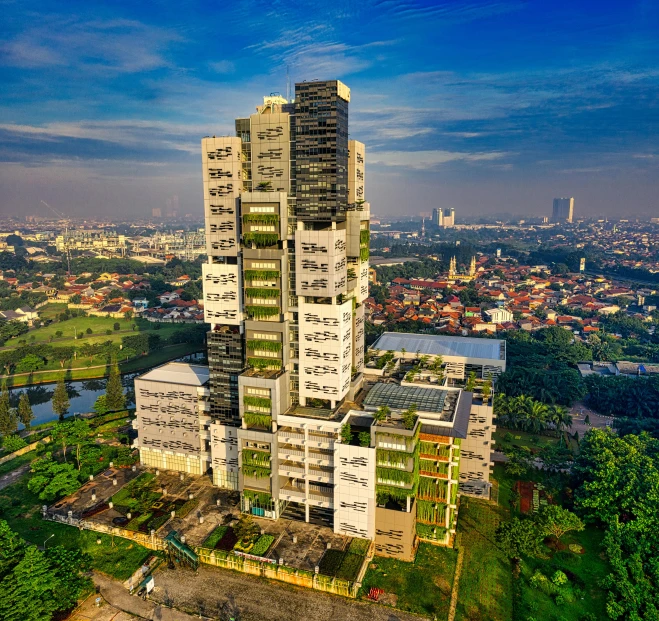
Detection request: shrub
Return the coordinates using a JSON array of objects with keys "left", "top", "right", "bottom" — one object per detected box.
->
[
  {"left": 203, "top": 526, "right": 228, "bottom": 549},
  {"left": 2, "top": 434, "right": 27, "bottom": 453},
  {"left": 113, "top": 322, "right": 120, "bottom": 331},
  {"left": 86, "top": 327, "right": 93, "bottom": 334},
  {"left": 336, "top": 552, "right": 363, "bottom": 581},
  {"left": 176, "top": 498, "right": 198, "bottom": 519},
  {"left": 106, "top": 329, "right": 112, "bottom": 335},
  {"left": 250, "top": 534, "right": 275, "bottom": 557},
  {"left": 318, "top": 549, "right": 345, "bottom": 576},
  {"left": 552, "top": 570, "right": 568, "bottom": 586},
  {"left": 348, "top": 538, "right": 370, "bottom": 556},
  {"left": 358, "top": 431, "right": 370, "bottom": 447},
  {"left": 503, "top": 432, "right": 514, "bottom": 442}
]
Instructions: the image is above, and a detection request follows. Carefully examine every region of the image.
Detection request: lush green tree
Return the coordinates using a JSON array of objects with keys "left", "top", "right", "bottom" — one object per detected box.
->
[
  {"left": 51, "top": 377, "right": 70, "bottom": 420},
  {"left": 373, "top": 405, "right": 391, "bottom": 423},
  {"left": 15, "top": 354, "right": 44, "bottom": 374},
  {"left": 0, "top": 384, "right": 18, "bottom": 437},
  {"left": 92, "top": 394, "right": 109, "bottom": 415},
  {"left": 494, "top": 517, "right": 544, "bottom": 561},
  {"left": 17, "top": 392, "right": 34, "bottom": 430},
  {"left": 44, "top": 546, "right": 92, "bottom": 611},
  {"left": 104, "top": 363, "right": 125, "bottom": 411},
  {"left": 27, "top": 454, "right": 80, "bottom": 501},
  {"left": 402, "top": 403, "right": 418, "bottom": 430},
  {"left": 537, "top": 505, "right": 584, "bottom": 542},
  {"left": 51, "top": 420, "right": 91, "bottom": 470}
]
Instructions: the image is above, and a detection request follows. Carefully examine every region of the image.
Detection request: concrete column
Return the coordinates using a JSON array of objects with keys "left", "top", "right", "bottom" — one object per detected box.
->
[{"left": 305, "top": 503, "right": 310, "bottom": 523}]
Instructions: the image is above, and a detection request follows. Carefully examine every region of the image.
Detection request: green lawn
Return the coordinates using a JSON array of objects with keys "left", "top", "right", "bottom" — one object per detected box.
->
[
  {"left": 0, "top": 477, "right": 152, "bottom": 581},
  {"left": 0, "top": 446, "right": 46, "bottom": 478},
  {"left": 360, "top": 542, "right": 458, "bottom": 619},
  {"left": 494, "top": 428, "right": 559, "bottom": 452},
  {"left": 455, "top": 498, "right": 513, "bottom": 621},
  {"left": 4, "top": 342, "right": 203, "bottom": 387},
  {"left": 3, "top": 314, "right": 183, "bottom": 350},
  {"left": 517, "top": 527, "right": 609, "bottom": 621}
]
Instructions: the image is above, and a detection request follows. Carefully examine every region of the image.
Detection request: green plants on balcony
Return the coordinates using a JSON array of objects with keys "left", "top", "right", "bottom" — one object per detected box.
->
[
  {"left": 243, "top": 395, "right": 272, "bottom": 409},
  {"left": 420, "top": 459, "right": 449, "bottom": 475},
  {"left": 358, "top": 431, "right": 371, "bottom": 447},
  {"left": 417, "top": 499, "right": 446, "bottom": 524},
  {"left": 243, "top": 213, "right": 279, "bottom": 225},
  {"left": 376, "top": 448, "right": 408, "bottom": 469},
  {"left": 245, "top": 287, "right": 280, "bottom": 299},
  {"left": 340, "top": 423, "right": 352, "bottom": 444},
  {"left": 243, "top": 232, "right": 279, "bottom": 247},
  {"left": 402, "top": 403, "right": 418, "bottom": 430},
  {"left": 245, "top": 305, "right": 280, "bottom": 319},
  {"left": 419, "top": 441, "right": 451, "bottom": 458},
  {"left": 416, "top": 522, "right": 447, "bottom": 541},
  {"left": 376, "top": 466, "right": 414, "bottom": 486},
  {"left": 347, "top": 268, "right": 357, "bottom": 280},
  {"left": 419, "top": 476, "right": 448, "bottom": 501},
  {"left": 243, "top": 412, "right": 272, "bottom": 429},
  {"left": 242, "top": 448, "right": 271, "bottom": 467},
  {"left": 244, "top": 269, "right": 280, "bottom": 281},
  {"left": 360, "top": 229, "right": 370, "bottom": 245},
  {"left": 243, "top": 489, "right": 271, "bottom": 507},
  {"left": 360, "top": 247, "right": 370, "bottom": 262},
  {"left": 246, "top": 339, "right": 281, "bottom": 353},
  {"left": 247, "top": 357, "right": 282, "bottom": 370},
  {"left": 376, "top": 486, "right": 411, "bottom": 505},
  {"left": 243, "top": 464, "right": 271, "bottom": 478}
]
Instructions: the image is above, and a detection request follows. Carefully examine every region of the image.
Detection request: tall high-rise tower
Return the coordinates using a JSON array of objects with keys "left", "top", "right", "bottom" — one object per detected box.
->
[
  {"left": 199, "top": 80, "right": 370, "bottom": 524},
  {"left": 552, "top": 197, "right": 575, "bottom": 223}
]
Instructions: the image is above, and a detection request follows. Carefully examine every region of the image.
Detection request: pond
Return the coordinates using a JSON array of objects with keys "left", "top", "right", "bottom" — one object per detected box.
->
[{"left": 9, "top": 352, "right": 205, "bottom": 427}]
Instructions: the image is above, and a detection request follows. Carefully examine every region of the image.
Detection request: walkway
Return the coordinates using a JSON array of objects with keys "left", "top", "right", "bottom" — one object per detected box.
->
[{"left": 93, "top": 572, "right": 199, "bottom": 621}]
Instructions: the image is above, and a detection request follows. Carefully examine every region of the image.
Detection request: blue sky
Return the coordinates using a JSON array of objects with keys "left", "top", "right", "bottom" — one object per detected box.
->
[{"left": 1, "top": 0, "right": 658, "bottom": 219}]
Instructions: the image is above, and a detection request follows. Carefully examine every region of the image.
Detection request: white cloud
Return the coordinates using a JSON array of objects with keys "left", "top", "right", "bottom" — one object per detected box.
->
[
  {"left": 369, "top": 149, "right": 509, "bottom": 169},
  {"left": 208, "top": 60, "right": 235, "bottom": 74}
]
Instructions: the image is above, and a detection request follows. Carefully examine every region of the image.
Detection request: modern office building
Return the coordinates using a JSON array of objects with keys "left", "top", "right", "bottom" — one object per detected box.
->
[
  {"left": 133, "top": 80, "right": 499, "bottom": 559},
  {"left": 552, "top": 197, "right": 575, "bottom": 223},
  {"left": 432, "top": 208, "right": 456, "bottom": 228}
]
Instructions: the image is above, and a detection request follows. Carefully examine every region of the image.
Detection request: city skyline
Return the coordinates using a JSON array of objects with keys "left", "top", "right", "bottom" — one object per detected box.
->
[{"left": 1, "top": 0, "right": 658, "bottom": 219}]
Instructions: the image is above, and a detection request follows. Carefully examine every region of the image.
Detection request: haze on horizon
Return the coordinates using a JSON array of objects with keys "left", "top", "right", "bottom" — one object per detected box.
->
[{"left": 1, "top": 0, "right": 658, "bottom": 220}]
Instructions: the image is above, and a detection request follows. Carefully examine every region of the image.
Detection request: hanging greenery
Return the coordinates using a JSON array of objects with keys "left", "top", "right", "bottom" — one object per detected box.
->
[
  {"left": 243, "top": 449, "right": 271, "bottom": 468},
  {"left": 245, "top": 305, "right": 280, "bottom": 319},
  {"left": 360, "top": 247, "right": 369, "bottom": 262},
  {"left": 416, "top": 499, "right": 446, "bottom": 524},
  {"left": 245, "top": 287, "right": 280, "bottom": 299},
  {"left": 419, "top": 441, "right": 451, "bottom": 458},
  {"left": 247, "top": 357, "right": 282, "bottom": 370},
  {"left": 376, "top": 466, "right": 415, "bottom": 485},
  {"left": 243, "top": 213, "right": 279, "bottom": 225},
  {"left": 418, "top": 476, "right": 448, "bottom": 501},
  {"left": 243, "top": 464, "right": 270, "bottom": 478},
  {"left": 376, "top": 448, "right": 409, "bottom": 469},
  {"left": 244, "top": 269, "right": 280, "bottom": 281},
  {"left": 243, "top": 232, "right": 279, "bottom": 247},
  {"left": 416, "top": 523, "right": 447, "bottom": 541},
  {"left": 419, "top": 459, "right": 449, "bottom": 475},
  {"left": 347, "top": 268, "right": 357, "bottom": 280},
  {"left": 360, "top": 229, "right": 370, "bottom": 245},
  {"left": 243, "top": 412, "right": 272, "bottom": 429},
  {"left": 376, "top": 485, "right": 412, "bottom": 505},
  {"left": 246, "top": 340, "right": 282, "bottom": 353},
  {"left": 243, "top": 395, "right": 271, "bottom": 409}
]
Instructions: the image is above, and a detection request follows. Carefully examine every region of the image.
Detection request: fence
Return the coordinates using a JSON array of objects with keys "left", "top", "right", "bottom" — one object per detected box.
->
[{"left": 195, "top": 547, "right": 358, "bottom": 597}]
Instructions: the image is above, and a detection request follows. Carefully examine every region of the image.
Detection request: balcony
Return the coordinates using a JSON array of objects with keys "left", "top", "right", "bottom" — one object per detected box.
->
[
  {"left": 279, "top": 485, "right": 306, "bottom": 501},
  {"left": 307, "top": 433, "right": 335, "bottom": 449},
  {"left": 278, "top": 462, "right": 305, "bottom": 476},
  {"left": 278, "top": 428, "right": 305, "bottom": 445},
  {"left": 278, "top": 446, "right": 305, "bottom": 462},
  {"left": 307, "top": 467, "right": 333, "bottom": 484},
  {"left": 307, "top": 450, "right": 333, "bottom": 466}
]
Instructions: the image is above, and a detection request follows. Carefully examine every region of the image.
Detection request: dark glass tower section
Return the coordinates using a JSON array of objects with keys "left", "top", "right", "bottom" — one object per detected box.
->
[
  {"left": 207, "top": 326, "right": 244, "bottom": 425},
  {"left": 294, "top": 80, "right": 349, "bottom": 221}
]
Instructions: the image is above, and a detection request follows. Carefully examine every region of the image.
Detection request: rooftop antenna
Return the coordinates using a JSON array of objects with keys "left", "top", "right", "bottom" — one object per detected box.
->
[{"left": 286, "top": 65, "right": 290, "bottom": 102}]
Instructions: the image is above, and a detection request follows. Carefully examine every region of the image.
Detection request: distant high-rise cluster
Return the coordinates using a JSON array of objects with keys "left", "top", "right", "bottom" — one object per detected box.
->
[
  {"left": 552, "top": 197, "right": 574, "bottom": 223},
  {"left": 432, "top": 207, "right": 455, "bottom": 228}
]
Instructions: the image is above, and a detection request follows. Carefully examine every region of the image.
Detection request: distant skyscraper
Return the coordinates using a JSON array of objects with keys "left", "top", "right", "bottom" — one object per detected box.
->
[
  {"left": 552, "top": 197, "right": 574, "bottom": 223},
  {"left": 432, "top": 207, "right": 455, "bottom": 228},
  {"left": 152, "top": 207, "right": 162, "bottom": 218}
]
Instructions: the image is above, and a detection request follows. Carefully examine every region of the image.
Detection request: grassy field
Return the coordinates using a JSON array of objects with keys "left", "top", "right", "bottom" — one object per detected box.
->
[
  {"left": 455, "top": 498, "right": 513, "bottom": 621},
  {"left": 3, "top": 342, "right": 203, "bottom": 387},
  {"left": 494, "top": 428, "right": 560, "bottom": 452},
  {"left": 516, "top": 527, "right": 609, "bottom": 621},
  {"left": 2, "top": 313, "right": 183, "bottom": 350},
  {"left": 360, "top": 542, "right": 458, "bottom": 619},
  {"left": 0, "top": 474, "right": 152, "bottom": 581}
]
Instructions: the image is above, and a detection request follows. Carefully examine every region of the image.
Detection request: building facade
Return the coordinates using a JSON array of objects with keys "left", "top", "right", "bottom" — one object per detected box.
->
[
  {"left": 432, "top": 208, "right": 456, "bottom": 228},
  {"left": 552, "top": 197, "right": 575, "bottom": 223}
]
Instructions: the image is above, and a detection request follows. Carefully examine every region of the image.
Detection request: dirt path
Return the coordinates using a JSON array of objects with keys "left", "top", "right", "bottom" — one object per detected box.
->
[
  {"left": 0, "top": 463, "right": 31, "bottom": 490},
  {"left": 447, "top": 536, "right": 465, "bottom": 621},
  {"left": 93, "top": 572, "right": 198, "bottom": 621},
  {"left": 150, "top": 563, "right": 427, "bottom": 621}
]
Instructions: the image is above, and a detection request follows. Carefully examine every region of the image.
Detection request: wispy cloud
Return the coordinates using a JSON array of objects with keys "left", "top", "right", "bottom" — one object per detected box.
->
[{"left": 369, "top": 149, "right": 509, "bottom": 169}]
